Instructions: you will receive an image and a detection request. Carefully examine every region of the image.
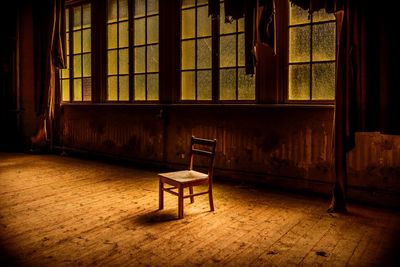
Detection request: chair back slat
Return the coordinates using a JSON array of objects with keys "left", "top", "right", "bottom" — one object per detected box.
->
[
  {"left": 192, "top": 137, "right": 217, "bottom": 146},
  {"left": 192, "top": 148, "right": 213, "bottom": 157},
  {"left": 189, "top": 136, "right": 216, "bottom": 173}
]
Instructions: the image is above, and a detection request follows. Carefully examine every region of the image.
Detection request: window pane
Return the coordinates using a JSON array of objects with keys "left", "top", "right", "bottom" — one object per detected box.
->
[
  {"left": 197, "top": 38, "right": 211, "bottom": 69},
  {"left": 312, "top": 23, "right": 336, "bottom": 62},
  {"left": 134, "top": 47, "right": 145, "bottom": 73},
  {"left": 82, "top": 54, "right": 91, "bottom": 77},
  {"left": 238, "top": 33, "right": 245, "bottom": 66},
  {"left": 73, "top": 79, "right": 82, "bottom": 101},
  {"left": 107, "top": 76, "right": 118, "bottom": 100},
  {"left": 82, "top": 78, "right": 91, "bottom": 101},
  {"left": 73, "top": 31, "right": 81, "bottom": 54},
  {"left": 182, "top": 0, "right": 195, "bottom": 8},
  {"left": 62, "top": 80, "right": 70, "bottom": 101},
  {"left": 197, "top": 70, "right": 212, "bottom": 100},
  {"left": 288, "top": 64, "right": 310, "bottom": 100},
  {"left": 182, "top": 40, "right": 195, "bottom": 70},
  {"left": 220, "top": 3, "right": 236, "bottom": 34},
  {"left": 238, "top": 18, "right": 244, "bottom": 32},
  {"left": 108, "top": 24, "right": 117, "bottom": 49},
  {"left": 289, "top": 26, "right": 310, "bottom": 63},
  {"left": 119, "top": 22, "right": 129, "bottom": 47},
  {"left": 73, "top": 55, "right": 82, "bottom": 77},
  {"left": 182, "top": 9, "right": 195, "bottom": 39},
  {"left": 66, "top": 31, "right": 70, "bottom": 55},
  {"left": 119, "top": 48, "right": 129, "bottom": 74},
  {"left": 147, "top": 0, "right": 158, "bottom": 15},
  {"left": 197, "top": 0, "right": 207, "bottom": 5},
  {"left": 82, "top": 29, "right": 91, "bottom": 53},
  {"left": 181, "top": 71, "right": 195, "bottom": 100},
  {"left": 119, "top": 0, "right": 129, "bottom": 20},
  {"left": 134, "top": 18, "right": 146, "bottom": 45},
  {"left": 73, "top": 6, "right": 81, "bottom": 30},
  {"left": 238, "top": 68, "right": 255, "bottom": 100},
  {"left": 312, "top": 63, "right": 335, "bottom": 100},
  {"left": 313, "top": 9, "right": 335, "bottom": 22},
  {"left": 147, "top": 74, "right": 159, "bottom": 100},
  {"left": 147, "top": 45, "right": 159, "bottom": 72},
  {"left": 197, "top": 6, "right": 211, "bottom": 37},
  {"left": 220, "top": 35, "right": 236, "bottom": 67},
  {"left": 134, "top": 75, "right": 146, "bottom": 100},
  {"left": 119, "top": 75, "right": 129, "bottom": 100},
  {"left": 147, "top": 16, "right": 159, "bottom": 44},
  {"left": 220, "top": 69, "right": 236, "bottom": 100},
  {"left": 65, "top": 9, "right": 69, "bottom": 32},
  {"left": 61, "top": 68, "right": 69, "bottom": 79},
  {"left": 289, "top": 3, "right": 309, "bottom": 25},
  {"left": 108, "top": 50, "right": 118, "bottom": 75},
  {"left": 82, "top": 4, "right": 91, "bottom": 28},
  {"left": 134, "top": 0, "right": 145, "bottom": 18},
  {"left": 107, "top": 0, "right": 118, "bottom": 22}
]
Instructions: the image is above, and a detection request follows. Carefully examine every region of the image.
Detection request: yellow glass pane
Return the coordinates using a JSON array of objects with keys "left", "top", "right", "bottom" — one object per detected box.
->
[
  {"left": 82, "top": 77, "right": 91, "bottom": 101},
  {"left": 119, "top": 22, "right": 129, "bottom": 47},
  {"left": 238, "top": 68, "right": 255, "bottom": 100},
  {"left": 147, "top": 16, "right": 159, "bottom": 44},
  {"left": 288, "top": 64, "right": 310, "bottom": 100},
  {"left": 289, "top": 3, "right": 309, "bottom": 25},
  {"left": 182, "top": 9, "right": 195, "bottom": 39},
  {"left": 119, "top": 48, "right": 129, "bottom": 74},
  {"left": 119, "top": 0, "right": 129, "bottom": 20},
  {"left": 134, "top": 47, "right": 145, "bottom": 73},
  {"left": 73, "top": 6, "right": 81, "bottom": 30},
  {"left": 73, "top": 79, "right": 82, "bottom": 101},
  {"left": 197, "top": 0, "right": 207, "bottom": 5},
  {"left": 182, "top": 0, "right": 195, "bottom": 8},
  {"left": 73, "top": 55, "right": 82, "bottom": 77},
  {"left": 82, "top": 4, "right": 91, "bottom": 28},
  {"left": 147, "top": 74, "right": 159, "bottom": 100},
  {"left": 197, "top": 70, "right": 211, "bottom": 100},
  {"left": 108, "top": 24, "right": 117, "bottom": 49},
  {"left": 289, "top": 26, "right": 310, "bottom": 63},
  {"left": 238, "top": 18, "right": 244, "bottom": 32},
  {"left": 66, "top": 32, "right": 70, "bottom": 55},
  {"left": 61, "top": 68, "right": 69, "bottom": 79},
  {"left": 108, "top": 50, "right": 118, "bottom": 75},
  {"left": 147, "top": 45, "right": 159, "bottom": 72},
  {"left": 73, "top": 31, "right": 81, "bottom": 54},
  {"left": 134, "top": 74, "right": 146, "bottom": 100},
  {"left": 197, "top": 6, "right": 211, "bottom": 37},
  {"left": 107, "top": 0, "right": 117, "bottom": 22},
  {"left": 134, "top": 18, "right": 145, "bottom": 45},
  {"left": 82, "top": 54, "right": 91, "bottom": 77},
  {"left": 148, "top": 0, "right": 158, "bottom": 15},
  {"left": 313, "top": 9, "right": 335, "bottom": 22},
  {"left": 62, "top": 80, "right": 70, "bottom": 101},
  {"left": 197, "top": 38, "right": 211, "bottom": 69},
  {"left": 181, "top": 71, "right": 195, "bottom": 100},
  {"left": 312, "top": 23, "right": 336, "bottom": 61},
  {"left": 119, "top": 75, "right": 129, "bottom": 100},
  {"left": 65, "top": 9, "right": 69, "bottom": 32},
  {"left": 238, "top": 33, "right": 245, "bottom": 66},
  {"left": 220, "top": 35, "right": 236, "bottom": 67},
  {"left": 181, "top": 40, "right": 195, "bottom": 70},
  {"left": 134, "top": 0, "right": 145, "bottom": 18},
  {"left": 107, "top": 76, "right": 118, "bottom": 100},
  {"left": 82, "top": 29, "right": 91, "bottom": 52},
  {"left": 312, "top": 62, "right": 335, "bottom": 100},
  {"left": 220, "top": 3, "right": 235, "bottom": 34},
  {"left": 219, "top": 69, "right": 236, "bottom": 100}
]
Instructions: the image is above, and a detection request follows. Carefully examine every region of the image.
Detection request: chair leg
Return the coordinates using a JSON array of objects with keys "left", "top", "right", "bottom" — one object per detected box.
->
[
  {"left": 178, "top": 186, "right": 184, "bottom": 219},
  {"left": 159, "top": 179, "right": 164, "bottom": 210},
  {"left": 189, "top": 186, "right": 194, "bottom": 203},
  {"left": 208, "top": 187, "right": 214, "bottom": 211}
]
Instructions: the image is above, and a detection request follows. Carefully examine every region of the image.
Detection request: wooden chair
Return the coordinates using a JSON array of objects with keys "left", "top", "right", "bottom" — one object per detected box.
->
[{"left": 158, "top": 136, "right": 217, "bottom": 219}]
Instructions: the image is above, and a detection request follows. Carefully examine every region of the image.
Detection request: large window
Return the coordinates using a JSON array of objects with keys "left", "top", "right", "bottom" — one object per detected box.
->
[
  {"left": 61, "top": 3, "right": 92, "bottom": 102},
  {"left": 288, "top": 3, "right": 336, "bottom": 101},
  {"left": 180, "top": 0, "right": 255, "bottom": 101}
]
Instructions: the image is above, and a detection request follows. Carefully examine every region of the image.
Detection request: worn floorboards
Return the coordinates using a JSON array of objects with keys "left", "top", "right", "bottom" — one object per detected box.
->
[{"left": 0, "top": 153, "right": 399, "bottom": 266}]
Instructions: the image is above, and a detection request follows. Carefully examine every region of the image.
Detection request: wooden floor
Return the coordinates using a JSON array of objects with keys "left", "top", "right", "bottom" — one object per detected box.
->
[{"left": 0, "top": 153, "right": 399, "bottom": 266}]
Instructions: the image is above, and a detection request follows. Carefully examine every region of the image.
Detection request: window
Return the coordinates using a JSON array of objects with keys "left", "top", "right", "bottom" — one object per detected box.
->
[
  {"left": 288, "top": 3, "right": 336, "bottom": 101},
  {"left": 61, "top": 3, "right": 92, "bottom": 102},
  {"left": 180, "top": 0, "right": 255, "bottom": 101},
  {"left": 133, "top": 0, "right": 159, "bottom": 101},
  {"left": 107, "top": 0, "right": 129, "bottom": 101}
]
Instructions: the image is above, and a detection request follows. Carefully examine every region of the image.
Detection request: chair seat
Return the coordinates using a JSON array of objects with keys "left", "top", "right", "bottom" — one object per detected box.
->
[{"left": 158, "top": 170, "right": 208, "bottom": 184}]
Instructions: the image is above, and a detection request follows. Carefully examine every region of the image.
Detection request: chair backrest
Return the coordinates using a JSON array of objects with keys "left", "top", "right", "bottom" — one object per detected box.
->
[{"left": 189, "top": 136, "right": 217, "bottom": 179}]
